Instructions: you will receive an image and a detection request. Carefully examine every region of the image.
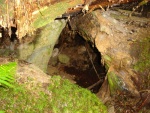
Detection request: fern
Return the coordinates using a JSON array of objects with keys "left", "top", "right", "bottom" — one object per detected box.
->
[
  {"left": 0, "top": 110, "right": 5, "bottom": 113},
  {"left": 0, "top": 62, "right": 17, "bottom": 88}
]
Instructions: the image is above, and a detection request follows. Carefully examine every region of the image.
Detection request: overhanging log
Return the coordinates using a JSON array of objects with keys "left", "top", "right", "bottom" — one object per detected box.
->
[{"left": 0, "top": 0, "right": 148, "bottom": 40}]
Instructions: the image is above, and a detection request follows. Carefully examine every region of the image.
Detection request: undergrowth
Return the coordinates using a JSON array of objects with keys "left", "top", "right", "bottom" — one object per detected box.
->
[
  {"left": 0, "top": 83, "right": 51, "bottom": 113},
  {"left": 0, "top": 75, "right": 107, "bottom": 113},
  {"left": 49, "top": 76, "right": 107, "bottom": 113},
  {"left": 0, "top": 62, "right": 17, "bottom": 88}
]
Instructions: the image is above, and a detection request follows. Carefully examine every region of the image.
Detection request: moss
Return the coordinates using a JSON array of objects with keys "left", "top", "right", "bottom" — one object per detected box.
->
[
  {"left": 32, "top": 0, "right": 82, "bottom": 29},
  {"left": 58, "top": 54, "right": 70, "bottom": 64},
  {"left": 107, "top": 72, "right": 121, "bottom": 95},
  {"left": 49, "top": 76, "right": 107, "bottom": 113},
  {"left": 32, "top": 2, "right": 67, "bottom": 29},
  {"left": 0, "top": 75, "right": 107, "bottom": 113},
  {"left": 134, "top": 37, "right": 150, "bottom": 72},
  {"left": 0, "top": 84, "right": 51, "bottom": 113},
  {"left": 103, "top": 55, "right": 112, "bottom": 70}
]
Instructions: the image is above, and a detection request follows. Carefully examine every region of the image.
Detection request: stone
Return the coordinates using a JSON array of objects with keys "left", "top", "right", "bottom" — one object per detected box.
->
[
  {"left": 18, "top": 19, "right": 67, "bottom": 72},
  {"left": 58, "top": 54, "right": 70, "bottom": 64}
]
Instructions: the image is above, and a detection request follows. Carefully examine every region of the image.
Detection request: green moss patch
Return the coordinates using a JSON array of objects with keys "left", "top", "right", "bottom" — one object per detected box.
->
[
  {"left": 49, "top": 76, "right": 107, "bottom": 113},
  {"left": 107, "top": 72, "right": 121, "bottom": 95},
  {"left": 0, "top": 75, "right": 107, "bottom": 113},
  {"left": 134, "top": 37, "right": 150, "bottom": 72},
  {"left": 0, "top": 85, "right": 50, "bottom": 113}
]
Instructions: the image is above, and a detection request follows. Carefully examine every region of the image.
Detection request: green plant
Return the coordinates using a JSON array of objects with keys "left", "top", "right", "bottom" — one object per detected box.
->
[
  {"left": 48, "top": 76, "right": 107, "bottom": 113},
  {"left": 0, "top": 62, "right": 17, "bottom": 88},
  {"left": 0, "top": 82, "right": 52, "bottom": 113},
  {"left": 0, "top": 75, "right": 107, "bottom": 112},
  {"left": 0, "top": 110, "right": 5, "bottom": 113}
]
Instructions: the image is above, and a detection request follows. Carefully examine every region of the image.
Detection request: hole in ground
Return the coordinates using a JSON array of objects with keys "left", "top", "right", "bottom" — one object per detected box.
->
[{"left": 48, "top": 24, "right": 106, "bottom": 93}]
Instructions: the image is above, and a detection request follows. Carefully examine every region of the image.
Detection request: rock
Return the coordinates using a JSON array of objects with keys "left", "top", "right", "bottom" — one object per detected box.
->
[
  {"left": 17, "top": 63, "right": 50, "bottom": 87},
  {"left": 50, "top": 56, "right": 58, "bottom": 66},
  {"left": 18, "top": 19, "right": 67, "bottom": 72},
  {"left": 58, "top": 54, "right": 70, "bottom": 64},
  {"left": 0, "top": 58, "right": 108, "bottom": 113},
  {"left": 0, "top": 57, "right": 50, "bottom": 88}
]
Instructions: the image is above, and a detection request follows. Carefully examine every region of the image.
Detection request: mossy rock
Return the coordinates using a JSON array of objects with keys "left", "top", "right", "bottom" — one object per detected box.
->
[
  {"left": 0, "top": 75, "right": 107, "bottom": 113},
  {"left": 58, "top": 54, "right": 70, "bottom": 64},
  {"left": 0, "top": 59, "right": 107, "bottom": 112}
]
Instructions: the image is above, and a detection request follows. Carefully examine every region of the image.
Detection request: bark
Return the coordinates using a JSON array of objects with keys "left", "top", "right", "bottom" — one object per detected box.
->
[
  {"left": 69, "top": 9, "right": 150, "bottom": 97},
  {"left": 0, "top": 0, "right": 142, "bottom": 40}
]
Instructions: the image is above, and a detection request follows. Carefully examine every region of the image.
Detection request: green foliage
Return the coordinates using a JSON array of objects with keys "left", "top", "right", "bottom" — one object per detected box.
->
[
  {"left": 0, "top": 83, "right": 51, "bottom": 113},
  {"left": 0, "top": 62, "right": 17, "bottom": 88},
  {"left": 49, "top": 76, "right": 107, "bottom": 113},
  {"left": 103, "top": 55, "right": 112, "bottom": 70},
  {"left": 0, "top": 110, "right": 5, "bottom": 113},
  {"left": 0, "top": 75, "right": 107, "bottom": 113},
  {"left": 107, "top": 72, "right": 121, "bottom": 95}
]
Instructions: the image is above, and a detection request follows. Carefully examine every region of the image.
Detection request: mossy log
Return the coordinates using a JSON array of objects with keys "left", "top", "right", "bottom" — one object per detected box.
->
[{"left": 70, "top": 9, "right": 150, "bottom": 97}]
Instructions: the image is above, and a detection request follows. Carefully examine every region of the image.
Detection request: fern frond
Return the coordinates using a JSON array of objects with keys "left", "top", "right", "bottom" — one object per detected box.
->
[{"left": 0, "top": 62, "right": 17, "bottom": 88}]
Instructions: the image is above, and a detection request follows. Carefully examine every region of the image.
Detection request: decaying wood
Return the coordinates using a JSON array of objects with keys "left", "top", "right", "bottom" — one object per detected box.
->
[
  {"left": 69, "top": 8, "right": 150, "bottom": 97},
  {"left": 0, "top": 0, "right": 145, "bottom": 40}
]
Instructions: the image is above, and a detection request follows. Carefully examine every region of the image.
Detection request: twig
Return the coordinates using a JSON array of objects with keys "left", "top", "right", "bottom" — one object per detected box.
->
[
  {"left": 85, "top": 42, "right": 100, "bottom": 79},
  {"left": 129, "top": 0, "right": 149, "bottom": 17},
  {"left": 137, "top": 93, "right": 150, "bottom": 111},
  {"left": 87, "top": 79, "right": 102, "bottom": 90}
]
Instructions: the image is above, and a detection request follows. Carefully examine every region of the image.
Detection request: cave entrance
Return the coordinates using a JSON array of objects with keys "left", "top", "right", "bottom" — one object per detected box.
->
[{"left": 47, "top": 24, "right": 106, "bottom": 93}]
